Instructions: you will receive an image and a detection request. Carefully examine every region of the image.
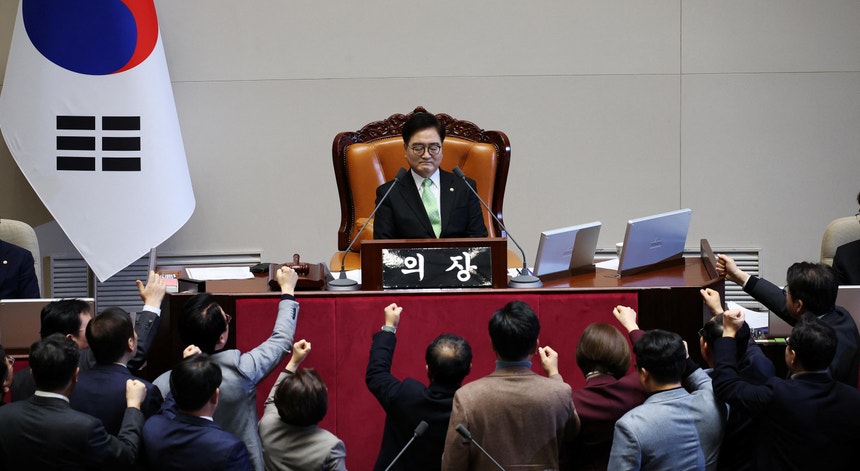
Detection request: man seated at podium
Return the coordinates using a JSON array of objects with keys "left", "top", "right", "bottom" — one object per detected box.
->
[{"left": 372, "top": 111, "right": 488, "bottom": 240}]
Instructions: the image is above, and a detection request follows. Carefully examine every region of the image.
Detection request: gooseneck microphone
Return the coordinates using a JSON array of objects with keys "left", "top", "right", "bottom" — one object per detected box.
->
[
  {"left": 455, "top": 424, "right": 506, "bottom": 471},
  {"left": 327, "top": 167, "right": 408, "bottom": 291},
  {"left": 383, "top": 420, "right": 429, "bottom": 471},
  {"left": 452, "top": 166, "right": 542, "bottom": 288}
]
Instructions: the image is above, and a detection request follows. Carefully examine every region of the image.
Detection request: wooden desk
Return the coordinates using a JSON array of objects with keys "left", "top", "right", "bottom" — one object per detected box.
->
[{"left": 147, "top": 257, "right": 721, "bottom": 470}]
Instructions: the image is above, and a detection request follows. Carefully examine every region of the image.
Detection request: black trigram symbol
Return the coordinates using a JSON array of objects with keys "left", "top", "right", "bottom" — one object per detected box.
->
[{"left": 56, "top": 116, "right": 141, "bottom": 171}]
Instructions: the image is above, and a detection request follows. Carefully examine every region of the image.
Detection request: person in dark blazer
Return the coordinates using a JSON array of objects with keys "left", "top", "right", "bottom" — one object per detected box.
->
[
  {"left": 259, "top": 339, "right": 346, "bottom": 471},
  {"left": 717, "top": 255, "right": 860, "bottom": 387},
  {"left": 373, "top": 111, "right": 487, "bottom": 240},
  {"left": 697, "top": 294, "right": 775, "bottom": 471},
  {"left": 10, "top": 271, "right": 165, "bottom": 401},
  {"left": 832, "top": 191, "right": 860, "bottom": 285},
  {"left": 366, "top": 303, "right": 472, "bottom": 471},
  {"left": 713, "top": 311, "right": 860, "bottom": 470},
  {"left": 70, "top": 307, "right": 163, "bottom": 435},
  {"left": 0, "top": 334, "right": 147, "bottom": 469},
  {"left": 144, "top": 353, "right": 251, "bottom": 471},
  {"left": 442, "top": 301, "right": 578, "bottom": 470},
  {"left": 551, "top": 310, "right": 647, "bottom": 471},
  {"left": 0, "top": 238, "right": 40, "bottom": 299}
]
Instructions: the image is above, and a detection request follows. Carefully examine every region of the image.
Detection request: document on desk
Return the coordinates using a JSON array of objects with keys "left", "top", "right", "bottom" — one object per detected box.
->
[
  {"left": 725, "top": 301, "right": 769, "bottom": 330},
  {"left": 185, "top": 267, "right": 254, "bottom": 280},
  {"left": 595, "top": 258, "right": 619, "bottom": 271}
]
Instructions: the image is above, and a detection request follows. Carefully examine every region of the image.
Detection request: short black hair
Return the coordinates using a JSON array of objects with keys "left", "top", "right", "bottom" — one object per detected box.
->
[
  {"left": 402, "top": 111, "right": 445, "bottom": 145},
  {"left": 274, "top": 369, "right": 328, "bottom": 426},
  {"left": 785, "top": 262, "right": 838, "bottom": 315},
  {"left": 788, "top": 314, "right": 837, "bottom": 371},
  {"left": 633, "top": 329, "right": 686, "bottom": 385},
  {"left": 40, "top": 299, "right": 91, "bottom": 338},
  {"left": 29, "top": 333, "right": 80, "bottom": 391},
  {"left": 178, "top": 293, "right": 227, "bottom": 354},
  {"left": 489, "top": 301, "right": 540, "bottom": 361},
  {"left": 170, "top": 353, "right": 222, "bottom": 412},
  {"left": 86, "top": 307, "right": 134, "bottom": 364},
  {"left": 426, "top": 334, "right": 472, "bottom": 387}
]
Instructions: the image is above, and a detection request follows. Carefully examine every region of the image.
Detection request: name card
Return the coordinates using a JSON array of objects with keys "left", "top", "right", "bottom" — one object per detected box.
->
[{"left": 381, "top": 246, "right": 493, "bottom": 289}]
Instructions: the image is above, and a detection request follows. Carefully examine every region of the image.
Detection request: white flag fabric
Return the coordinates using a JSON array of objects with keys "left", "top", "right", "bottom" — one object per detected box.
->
[{"left": 0, "top": 1, "right": 195, "bottom": 281}]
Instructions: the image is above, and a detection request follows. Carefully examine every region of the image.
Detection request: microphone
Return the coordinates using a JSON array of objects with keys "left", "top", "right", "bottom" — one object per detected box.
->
[
  {"left": 452, "top": 166, "right": 541, "bottom": 288},
  {"left": 383, "top": 420, "right": 429, "bottom": 471},
  {"left": 455, "top": 424, "right": 506, "bottom": 471},
  {"left": 328, "top": 167, "right": 408, "bottom": 291}
]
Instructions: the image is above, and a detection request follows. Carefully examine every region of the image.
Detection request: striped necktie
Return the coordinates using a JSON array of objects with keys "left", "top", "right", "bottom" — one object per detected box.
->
[{"left": 421, "top": 178, "right": 441, "bottom": 237}]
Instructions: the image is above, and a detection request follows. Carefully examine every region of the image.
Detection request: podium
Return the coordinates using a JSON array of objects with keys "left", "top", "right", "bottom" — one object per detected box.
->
[{"left": 359, "top": 237, "right": 509, "bottom": 290}]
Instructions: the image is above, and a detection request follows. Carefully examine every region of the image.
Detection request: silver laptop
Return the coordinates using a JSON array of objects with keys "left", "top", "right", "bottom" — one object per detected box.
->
[
  {"left": 0, "top": 298, "right": 95, "bottom": 350},
  {"left": 618, "top": 209, "right": 692, "bottom": 276},
  {"left": 768, "top": 285, "right": 860, "bottom": 337},
  {"left": 533, "top": 222, "right": 601, "bottom": 276}
]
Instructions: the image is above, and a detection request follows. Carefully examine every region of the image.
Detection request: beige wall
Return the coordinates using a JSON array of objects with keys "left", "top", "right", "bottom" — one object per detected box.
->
[{"left": 1, "top": 0, "right": 859, "bottom": 282}]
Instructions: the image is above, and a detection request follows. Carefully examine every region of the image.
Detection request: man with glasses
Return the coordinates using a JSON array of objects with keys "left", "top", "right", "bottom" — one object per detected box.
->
[
  {"left": 373, "top": 111, "right": 487, "bottom": 240},
  {"left": 712, "top": 311, "right": 860, "bottom": 470},
  {"left": 153, "top": 266, "right": 299, "bottom": 471},
  {"left": 716, "top": 255, "right": 860, "bottom": 387},
  {"left": 832, "top": 191, "right": 860, "bottom": 285}
]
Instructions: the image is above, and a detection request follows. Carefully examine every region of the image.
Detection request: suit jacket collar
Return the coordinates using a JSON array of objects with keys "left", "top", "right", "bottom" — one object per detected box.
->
[
  {"left": 176, "top": 412, "right": 224, "bottom": 430},
  {"left": 488, "top": 365, "right": 537, "bottom": 378},
  {"left": 644, "top": 386, "right": 688, "bottom": 403},
  {"left": 30, "top": 394, "right": 72, "bottom": 409},
  {"left": 401, "top": 169, "right": 437, "bottom": 236}
]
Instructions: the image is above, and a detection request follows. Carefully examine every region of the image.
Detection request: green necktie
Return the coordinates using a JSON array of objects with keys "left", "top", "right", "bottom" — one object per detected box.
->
[{"left": 421, "top": 178, "right": 441, "bottom": 237}]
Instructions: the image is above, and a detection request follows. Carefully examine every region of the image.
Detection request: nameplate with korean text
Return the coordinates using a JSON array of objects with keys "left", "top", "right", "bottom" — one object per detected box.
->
[{"left": 381, "top": 247, "right": 493, "bottom": 289}]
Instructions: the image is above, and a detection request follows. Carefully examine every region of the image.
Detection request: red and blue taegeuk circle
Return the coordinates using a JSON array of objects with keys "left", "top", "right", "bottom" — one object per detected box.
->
[{"left": 23, "top": 0, "right": 158, "bottom": 76}]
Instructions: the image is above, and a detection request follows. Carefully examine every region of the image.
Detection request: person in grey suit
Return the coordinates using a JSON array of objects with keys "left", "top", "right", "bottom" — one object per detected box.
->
[
  {"left": 10, "top": 271, "right": 166, "bottom": 401},
  {"left": 154, "top": 266, "right": 299, "bottom": 471},
  {"left": 259, "top": 339, "right": 346, "bottom": 471},
  {"left": 442, "top": 300, "right": 578, "bottom": 470},
  {"left": 373, "top": 111, "right": 487, "bottom": 240},
  {"left": 608, "top": 307, "right": 727, "bottom": 471},
  {"left": 144, "top": 353, "right": 252, "bottom": 471},
  {"left": 0, "top": 333, "right": 147, "bottom": 469}
]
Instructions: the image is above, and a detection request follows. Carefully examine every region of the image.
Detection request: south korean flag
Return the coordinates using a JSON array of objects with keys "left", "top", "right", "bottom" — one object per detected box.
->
[{"left": 0, "top": 0, "right": 195, "bottom": 281}]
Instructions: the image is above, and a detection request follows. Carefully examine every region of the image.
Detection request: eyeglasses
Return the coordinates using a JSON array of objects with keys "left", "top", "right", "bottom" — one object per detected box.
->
[
  {"left": 697, "top": 327, "right": 705, "bottom": 338},
  {"left": 5, "top": 355, "right": 14, "bottom": 366},
  {"left": 782, "top": 286, "right": 791, "bottom": 297},
  {"left": 855, "top": 211, "right": 859, "bottom": 222},
  {"left": 410, "top": 144, "right": 442, "bottom": 156},
  {"left": 224, "top": 313, "right": 232, "bottom": 325}
]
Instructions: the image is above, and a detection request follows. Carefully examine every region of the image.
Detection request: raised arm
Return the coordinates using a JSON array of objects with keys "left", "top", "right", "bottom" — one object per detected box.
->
[{"left": 366, "top": 303, "right": 405, "bottom": 407}]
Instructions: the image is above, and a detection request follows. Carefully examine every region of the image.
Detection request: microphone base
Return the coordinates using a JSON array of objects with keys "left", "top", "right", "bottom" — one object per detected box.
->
[
  {"left": 508, "top": 274, "right": 543, "bottom": 289},
  {"left": 326, "top": 277, "right": 361, "bottom": 291}
]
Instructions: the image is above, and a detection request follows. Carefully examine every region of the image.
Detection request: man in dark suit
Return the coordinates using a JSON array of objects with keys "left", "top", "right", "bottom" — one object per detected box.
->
[
  {"left": 143, "top": 353, "right": 251, "bottom": 471},
  {"left": 832, "top": 191, "right": 860, "bottom": 285},
  {"left": 713, "top": 311, "right": 860, "bottom": 469},
  {"left": 70, "top": 307, "right": 163, "bottom": 435},
  {"left": 717, "top": 255, "right": 860, "bottom": 386},
  {"left": 373, "top": 111, "right": 488, "bottom": 240},
  {"left": 367, "top": 303, "right": 472, "bottom": 471},
  {"left": 0, "top": 334, "right": 147, "bottom": 469},
  {"left": 10, "top": 271, "right": 165, "bottom": 401},
  {"left": 442, "top": 300, "right": 578, "bottom": 470},
  {"left": 0, "top": 239, "right": 39, "bottom": 299}
]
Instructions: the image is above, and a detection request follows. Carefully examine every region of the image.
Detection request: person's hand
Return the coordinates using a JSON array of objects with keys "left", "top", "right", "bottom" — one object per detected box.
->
[
  {"left": 182, "top": 345, "right": 202, "bottom": 358},
  {"left": 538, "top": 346, "right": 559, "bottom": 377},
  {"left": 125, "top": 379, "right": 147, "bottom": 409},
  {"left": 612, "top": 306, "right": 639, "bottom": 333},
  {"left": 384, "top": 303, "right": 402, "bottom": 328},
  {"left": 286, "top": 339, "right": 311, "bottom": 372},
  {"left": 721, "top": 309, "right": 745, "bottom": 338},
  {"left": 716, "top": 254, "right": 750, "bottom": 286},
  {"left": 700, "top": 288, "right": 724, "bottom": 316},
  {"left": 276, "top": 266, "right": 298, "bottom": 296},
  {"left": 137, "top": 271, "right": 166, "bottom": 307}
]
